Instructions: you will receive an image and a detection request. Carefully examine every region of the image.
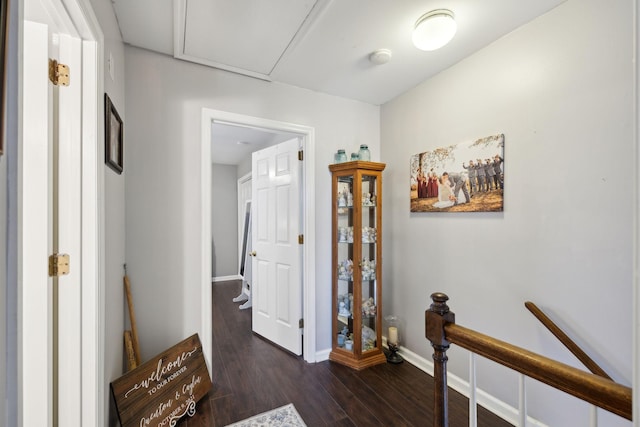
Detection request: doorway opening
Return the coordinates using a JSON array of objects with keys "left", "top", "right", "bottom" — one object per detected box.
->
[
  {"left": 201, "top": 109, "right": 317, "bottom": 364},
  {"left": 210, "top": 123, "right": 298, "bottom": 283}
]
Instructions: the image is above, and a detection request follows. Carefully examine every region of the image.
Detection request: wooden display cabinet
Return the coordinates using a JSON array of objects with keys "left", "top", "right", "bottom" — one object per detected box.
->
[{"left": 328, "top": 161, "right": 386, "bottom": 370}]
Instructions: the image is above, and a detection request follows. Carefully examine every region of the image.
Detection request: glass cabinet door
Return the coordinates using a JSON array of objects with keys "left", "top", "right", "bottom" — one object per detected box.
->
[
  {"left": 360, "top": 173, "right": 378, "bottom": 353},
  {"left": 336, "top": 174, "right": 354, "bottom": 351}
]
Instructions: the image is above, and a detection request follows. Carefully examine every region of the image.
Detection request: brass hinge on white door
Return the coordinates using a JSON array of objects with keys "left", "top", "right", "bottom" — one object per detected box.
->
[
  {"left": 298, "top": 234, "right": 304, "bottom": 244},
  {"left": 49, "top": 253, "right": 70, "bottom": 277},
  {"left": 299, "top": 319, "right": 304, "bottom": 328},
  {"left": 48, "top": 59, "right": 70, "bottom": 86},
  {"left": 298, "top": 150, "right": 303, "bottom": 161}
]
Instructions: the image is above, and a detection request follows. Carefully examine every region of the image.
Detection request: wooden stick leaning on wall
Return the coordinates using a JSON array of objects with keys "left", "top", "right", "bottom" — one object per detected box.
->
[
  {"left": 124, "top": 264, "right": 142, "bottom": 366},
  {"left": 124, "top": 330, "right": 137, "bottom": 371}
]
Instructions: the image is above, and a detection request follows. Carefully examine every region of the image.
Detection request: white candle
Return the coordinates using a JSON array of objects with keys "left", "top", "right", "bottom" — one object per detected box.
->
[{"left": 388, "top": 326, "right": 398, "bottom": 345}]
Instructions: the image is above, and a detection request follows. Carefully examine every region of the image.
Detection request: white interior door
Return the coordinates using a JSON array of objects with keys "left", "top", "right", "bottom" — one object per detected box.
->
[
  {"left": 251, "top": 138, "right": 302, "bottom": 355},
  {"left": 23, "top": 7, "right": 83, "bottom": 426}
]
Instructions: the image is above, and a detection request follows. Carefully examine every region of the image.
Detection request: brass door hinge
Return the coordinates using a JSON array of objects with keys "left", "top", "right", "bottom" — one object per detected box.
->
[
  {"left": 49, "top": 253, "right": 70, "bottom": 277},
  {"left": 49, "top": 59, "right": 70, "bottom": 86},
  {"left": 298, "top": 150, "right": 303, "bottom": 161},
  {"left": 298, "top": 234, "right": 304, "bottom": 244},
  {"left": 299, "top": 319, "right": 304, "bottom": 328}
]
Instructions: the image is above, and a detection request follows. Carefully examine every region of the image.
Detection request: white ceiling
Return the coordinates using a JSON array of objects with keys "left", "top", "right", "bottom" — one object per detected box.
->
[
  {"left": 111, "top": 0, "right": 567, "bottom": 164},
  {"left": 210, "top": 122, "right": 300, "bottom": 165}
]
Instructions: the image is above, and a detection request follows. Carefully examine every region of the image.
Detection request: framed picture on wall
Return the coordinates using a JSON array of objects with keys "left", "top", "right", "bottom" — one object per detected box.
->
[
  {"left": 410, "top": 133, "right": 505, "bottom": 212},
  {"left": 105, "top": 93, "right": 123, "bottom": 174}
]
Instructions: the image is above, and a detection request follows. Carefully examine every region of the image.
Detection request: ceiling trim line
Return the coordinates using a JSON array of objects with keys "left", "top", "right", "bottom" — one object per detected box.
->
[
  {"left": 175, "top": 52, "right": 273, "bottom": 81},
  {"left": 268, "top": 0, "right": 335, "bottom": 75}
]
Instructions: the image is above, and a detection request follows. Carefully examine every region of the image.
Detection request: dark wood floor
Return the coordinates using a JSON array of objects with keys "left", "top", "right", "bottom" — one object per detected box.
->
[{"left": 179, "top": 280, "right": 513, "bottom": 427}]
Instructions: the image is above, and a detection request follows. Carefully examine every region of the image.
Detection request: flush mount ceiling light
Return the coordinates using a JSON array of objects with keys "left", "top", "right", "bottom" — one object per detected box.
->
[{"left": 412, "top": 9, "right": 457, "bottom": 51}]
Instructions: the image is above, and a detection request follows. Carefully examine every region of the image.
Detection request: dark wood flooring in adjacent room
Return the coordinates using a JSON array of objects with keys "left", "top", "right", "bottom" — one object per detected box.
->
[{"left": 179, "top": 280, "right": 513, "bottom": 427}]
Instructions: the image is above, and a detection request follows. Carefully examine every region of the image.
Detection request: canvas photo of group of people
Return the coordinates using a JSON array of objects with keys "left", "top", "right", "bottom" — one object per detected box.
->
[{"left": 410, "top": 134, "right": 504, "bottom": 212}]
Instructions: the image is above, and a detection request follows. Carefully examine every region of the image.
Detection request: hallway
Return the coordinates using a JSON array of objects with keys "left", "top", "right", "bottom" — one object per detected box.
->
[{"left": 177, "top": 280, "right": 512, "bottom": 426}]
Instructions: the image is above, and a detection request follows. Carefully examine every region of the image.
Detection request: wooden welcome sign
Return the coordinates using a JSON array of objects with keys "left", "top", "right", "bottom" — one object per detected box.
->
[{"left": 111, "top": 334, "right": 212, "bottom": 427}]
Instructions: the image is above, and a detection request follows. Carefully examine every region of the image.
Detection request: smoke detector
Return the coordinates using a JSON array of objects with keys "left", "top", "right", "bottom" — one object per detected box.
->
[{"left": 369, "top": 49, "right": 392, "bottom": 65}]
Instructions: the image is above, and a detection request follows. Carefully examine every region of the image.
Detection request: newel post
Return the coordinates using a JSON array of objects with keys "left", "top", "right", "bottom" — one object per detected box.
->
[{"left": 425, "top": 292, "right": 455, "bottom": 427}]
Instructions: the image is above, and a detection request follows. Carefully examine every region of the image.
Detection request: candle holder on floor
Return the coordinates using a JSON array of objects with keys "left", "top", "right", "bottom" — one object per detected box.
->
[
  {"left": 387, "top": 342, "right": 403, "bottom": 364},
  {"left": 384, "top": 315, "right": 404, "bottom": 364}
]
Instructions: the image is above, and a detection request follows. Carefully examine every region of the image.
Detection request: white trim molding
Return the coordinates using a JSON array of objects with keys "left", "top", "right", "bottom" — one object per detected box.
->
[
  {"left": 212, "top": 275, "right": 242, "bottom": 283},
  {"left": 633, "top": 3, "right": 639, "bottom": 427}
]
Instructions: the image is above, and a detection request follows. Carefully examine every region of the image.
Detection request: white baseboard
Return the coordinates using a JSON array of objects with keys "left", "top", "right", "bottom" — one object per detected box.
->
[
  {"left": 315, "top": 347, "right": 331, "bottom": 362},
  {"left": 212, "top": 275, "right": 241, "bottom": 282},
  {"left": 397, "top": 346, "right": 547, "bottom": 427}
]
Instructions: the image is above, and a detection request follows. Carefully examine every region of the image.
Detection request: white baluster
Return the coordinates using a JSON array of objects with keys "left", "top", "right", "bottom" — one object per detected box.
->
[
  {"left": 589, "top": 405, "right": 597, "bottom": 427},
  {"left": 469, "top": 353, "right": 477, "bottom": 427},
  {"left": 519, "top": 374, "right": 527, "bottom": 427}
]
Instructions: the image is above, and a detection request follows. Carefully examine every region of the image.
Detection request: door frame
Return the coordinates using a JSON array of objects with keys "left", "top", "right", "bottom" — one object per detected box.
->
[
  {"left": 20, "top": 0, "right": 104, "bottom": 424},
  {"left": 201, "top": 108, "right": 317, "bottom": 363}
]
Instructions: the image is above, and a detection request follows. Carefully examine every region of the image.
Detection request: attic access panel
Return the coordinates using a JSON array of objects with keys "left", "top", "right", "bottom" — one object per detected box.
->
[{"left": 181, "top": 0, "right": 318, "bottom": 77}]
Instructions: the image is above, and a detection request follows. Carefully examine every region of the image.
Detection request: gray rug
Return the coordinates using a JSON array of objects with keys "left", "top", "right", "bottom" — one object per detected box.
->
[{"left": 225, "top": 404, "right": 307, "bottom": 427}]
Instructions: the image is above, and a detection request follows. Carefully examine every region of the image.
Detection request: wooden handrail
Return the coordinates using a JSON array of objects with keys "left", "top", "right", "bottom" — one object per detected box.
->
[
  {"left": 446, "top": 323, "right": 631, "bottom": 419},
  {"left": 525, "top": 301, "right": 612, "bottom": 380},
  {"left": 425, "top": 293, "right": 632, "bottom": 427}
]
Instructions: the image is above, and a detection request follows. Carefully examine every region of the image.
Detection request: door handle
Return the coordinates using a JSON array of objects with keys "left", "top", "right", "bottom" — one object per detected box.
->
[{"left": 250, "top": 251, "right": 257, "bottom": 257}]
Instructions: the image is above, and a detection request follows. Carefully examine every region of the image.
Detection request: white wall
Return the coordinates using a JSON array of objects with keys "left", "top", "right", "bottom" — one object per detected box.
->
[
  {"left": 381, "top": 1, "right": 633, "bottom": 426},
  {"left": 87, "top": 1, "right": 126, "bottom": 425},
  {"left": 237, "top": 156, "right": 251, "bottom": 178},
  {"left": 212, "top": 163, "right": 239, "bottom": 278},
  {"left": 124, "top": 46, "right": 379, "bottom": 360}
]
